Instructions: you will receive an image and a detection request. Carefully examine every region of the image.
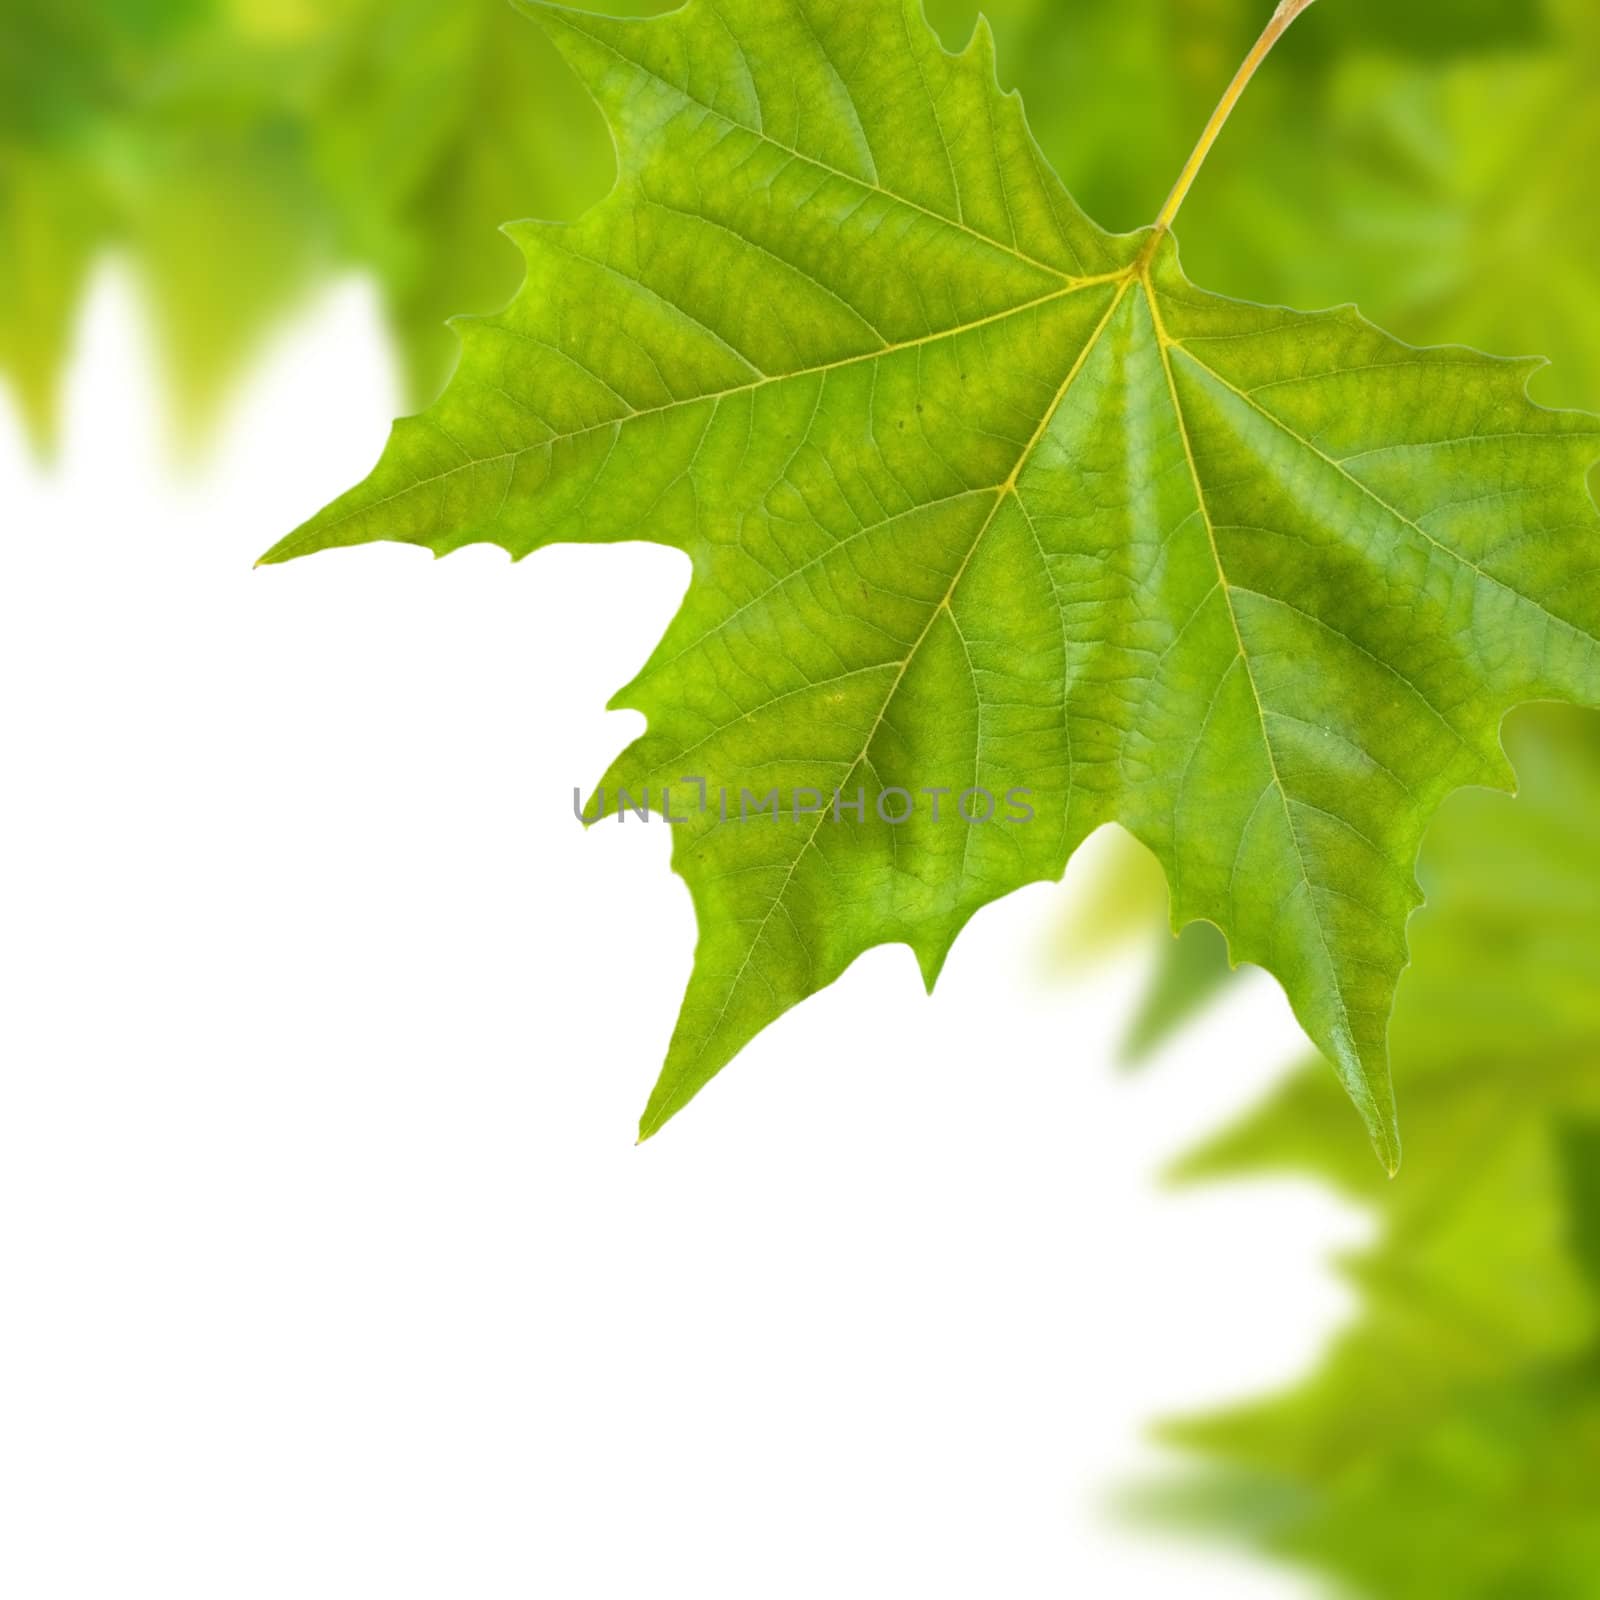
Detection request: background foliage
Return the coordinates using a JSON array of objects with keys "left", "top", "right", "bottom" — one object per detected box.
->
[
  {"left": 8, "top": 4, "right": 1599, "bottom": 1594},
  {"left": 1, "top": 0, "right": 658, "bottom": 448},
  {"left": 7, "top": 0, "right": 1597, "bottom": 447},
  {"left": 1137, "top": 707, "right": 1600, "bottom": 1598}
]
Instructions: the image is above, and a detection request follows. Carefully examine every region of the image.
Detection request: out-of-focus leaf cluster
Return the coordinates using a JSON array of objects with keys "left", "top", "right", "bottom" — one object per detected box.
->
[
  {"left": 6, "top": 0, "right": 1597, "bottom": 451},
  {"left": 11, "top": 6, "right": 1598, "bottom": 1590},
  {"left": 0, "top": 0, "right": 659, "bottom": 450},
  {"left": 1132, "top": 706, "right": 1600, "bottom": 1597}
]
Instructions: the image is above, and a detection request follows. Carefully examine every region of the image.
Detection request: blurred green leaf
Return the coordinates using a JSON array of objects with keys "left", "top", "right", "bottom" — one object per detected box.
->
[
  {"left": 1140, "top": 705, "right": 1600, "bottom": 1598},
  {"left": 0, "top": 0, "right": 201, "bottom": 445},
  {"left": 1040, "top": 826, "right": 1236, "bottom": 1066},
  {"left": 309, "top": 0, "right": 665, "bottom": 408},
  {"left": 0, "top": 0, "right": 665, "bottom": 449},
  {"left": 1121, "top": 919, "right": 1233, "bottom": 1067},
  {"left": 1047, "top": 826, "right": 1171, "bottom": 966},
  {"left": 1312, "top": 0, "right": 1600, "bottom": 412},
  {"left": 0, "top": 0, "right": 328, "bottom": 448},
  {"left": 0, "top": 148, "right": 104, "bottom": 446}
]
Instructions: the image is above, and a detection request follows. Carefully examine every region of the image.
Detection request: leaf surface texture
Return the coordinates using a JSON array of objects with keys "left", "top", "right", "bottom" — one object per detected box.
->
[{"left": 264, "top": 0, "right": 1600, "bottom": 1161}]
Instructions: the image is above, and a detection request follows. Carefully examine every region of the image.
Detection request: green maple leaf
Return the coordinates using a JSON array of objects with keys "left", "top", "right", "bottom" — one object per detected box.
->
[
  {"left": 1140, "top": 705, "right": 1600, "bottom": 1598},
  {"left": 260, "top": 0, "right": 1600, "bottom": 1168}
]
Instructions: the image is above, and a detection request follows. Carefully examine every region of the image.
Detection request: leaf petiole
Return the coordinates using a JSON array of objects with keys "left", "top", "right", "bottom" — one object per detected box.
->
[{"left": 1149, "top": 0, "right": 1321, "bottom": 238}]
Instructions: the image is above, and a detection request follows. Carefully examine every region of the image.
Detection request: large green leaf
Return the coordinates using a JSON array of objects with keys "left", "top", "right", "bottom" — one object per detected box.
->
[
  {"left": 1142, "top": 706, "right": 1600, "bottom": 1597},
  {"left": 261, "top": 0, "right": 1600, "bottom": 1166}
]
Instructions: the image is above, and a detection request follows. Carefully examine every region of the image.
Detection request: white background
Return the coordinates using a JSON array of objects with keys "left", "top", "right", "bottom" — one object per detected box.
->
[{"left": 0, "top": 270, "right": 1368, "bottom": 1597}]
